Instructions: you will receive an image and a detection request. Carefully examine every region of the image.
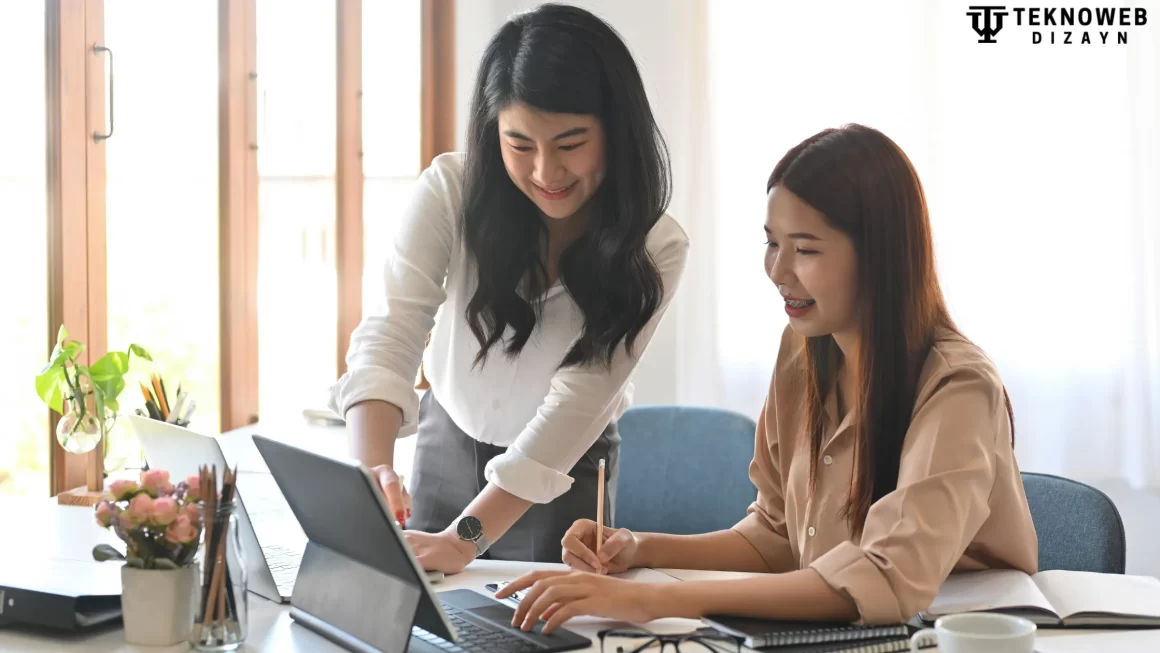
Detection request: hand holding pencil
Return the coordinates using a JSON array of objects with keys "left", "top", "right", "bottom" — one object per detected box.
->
[
  {"left": 559, "top": 457, "right": 640, "bottom": 574},
  {"left": 560, "top": 519, "right": 639, "bottom": 575}
]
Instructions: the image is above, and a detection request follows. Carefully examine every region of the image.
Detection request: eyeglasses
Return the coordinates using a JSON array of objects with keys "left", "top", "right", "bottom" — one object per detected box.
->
[{"left": 597, "top": 626, "right": 743, "bottom": 653}]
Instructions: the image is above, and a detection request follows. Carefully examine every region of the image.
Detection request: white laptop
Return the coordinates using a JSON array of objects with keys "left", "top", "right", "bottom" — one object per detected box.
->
[
  {"left": 131, "top": 417, "right": 307, "bottom": 604},
  {"left": 130, "top": 416, "right": 443, "bottom": 604}
]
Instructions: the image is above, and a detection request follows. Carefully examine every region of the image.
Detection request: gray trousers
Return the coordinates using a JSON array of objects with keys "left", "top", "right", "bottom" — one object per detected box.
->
[{"left": 407, "top": 389, "right": 619, "bottom": 563}]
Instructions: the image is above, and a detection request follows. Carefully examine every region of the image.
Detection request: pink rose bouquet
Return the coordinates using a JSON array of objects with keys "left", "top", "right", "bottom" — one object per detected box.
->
[{"left": 92, "top": 469, "right": 205, "bottom": 570}]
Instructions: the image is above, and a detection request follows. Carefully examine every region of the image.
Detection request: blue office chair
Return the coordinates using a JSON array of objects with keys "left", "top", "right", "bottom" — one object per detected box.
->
[
  {"left": 614, "top": 405, "right": 758, "bottom": 535},
  {"left": 1020, "top": 472, "right": 1126, "bottom": 574}
]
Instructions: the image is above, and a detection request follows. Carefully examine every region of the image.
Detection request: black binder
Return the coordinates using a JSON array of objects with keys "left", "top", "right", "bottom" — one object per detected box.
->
[{"left": 0, "top": 558, "right": 122, "bottom": 630}]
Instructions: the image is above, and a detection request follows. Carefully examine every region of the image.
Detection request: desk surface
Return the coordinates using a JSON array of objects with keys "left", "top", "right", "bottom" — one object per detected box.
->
[{"left": 2, "top": 427, "right": 1159, "bottom": 653}]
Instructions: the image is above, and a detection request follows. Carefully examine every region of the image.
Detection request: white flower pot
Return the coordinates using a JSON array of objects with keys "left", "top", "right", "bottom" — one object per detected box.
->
[{"left": 120, "top": 565, "right": 200, "bottom": 646}]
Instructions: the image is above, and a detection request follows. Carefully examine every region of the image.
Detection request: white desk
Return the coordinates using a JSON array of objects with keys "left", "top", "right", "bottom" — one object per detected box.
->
[{"left": 2, "top": 426, "right": 1158, "bottom": 652}]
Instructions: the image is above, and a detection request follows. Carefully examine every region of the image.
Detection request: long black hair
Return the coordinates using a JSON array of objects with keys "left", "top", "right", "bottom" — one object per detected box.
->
[{"left": 460, "top": 3, "right": 671, "bottom": 370}]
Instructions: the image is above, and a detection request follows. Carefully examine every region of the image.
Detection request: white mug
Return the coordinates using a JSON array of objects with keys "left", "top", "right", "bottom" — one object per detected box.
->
[{"left": 909, "top": 613, "right": 1036, "bottom": 653}]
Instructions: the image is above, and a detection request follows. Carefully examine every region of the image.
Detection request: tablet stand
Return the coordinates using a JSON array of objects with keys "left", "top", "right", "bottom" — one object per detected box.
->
[{"left": 288, "top": 541, "right": 422, "bottom": 653}]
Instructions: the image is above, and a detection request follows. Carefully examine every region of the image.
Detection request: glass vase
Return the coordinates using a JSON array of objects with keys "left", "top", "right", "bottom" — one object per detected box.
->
[
  {"left": 189, "top": 499, "right": 248, "bottom": 651},
  {"left": 102, "top": 419, "right": 133, "bottom": 474},
  {"left": 55, "top": 392, "right": 114, "bottom": 455}
]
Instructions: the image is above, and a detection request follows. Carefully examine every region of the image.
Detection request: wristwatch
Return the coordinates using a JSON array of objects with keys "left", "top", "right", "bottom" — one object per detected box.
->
[{"left": 454, "top": 515, "right": 491, "bottom": 557}]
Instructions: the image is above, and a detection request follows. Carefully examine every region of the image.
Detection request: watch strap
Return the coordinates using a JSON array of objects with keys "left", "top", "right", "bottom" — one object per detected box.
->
[{"left": 473, "top": 534, "right": 491, "bottom": 557}]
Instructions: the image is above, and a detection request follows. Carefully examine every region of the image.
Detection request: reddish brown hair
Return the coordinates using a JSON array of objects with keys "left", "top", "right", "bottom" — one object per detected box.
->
[{"left": 767, "top": 124, "right": 1014, "bottom": 538}]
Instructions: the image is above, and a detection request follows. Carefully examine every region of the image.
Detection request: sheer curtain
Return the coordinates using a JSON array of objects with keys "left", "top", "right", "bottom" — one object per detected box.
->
[{"left": 667, "top": 0, "right": 1160, "bottom": 490}]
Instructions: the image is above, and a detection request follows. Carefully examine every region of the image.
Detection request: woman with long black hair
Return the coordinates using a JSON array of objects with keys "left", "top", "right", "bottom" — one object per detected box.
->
[{"left": 329, "top": 3, "right": 688, "bottom": 573}]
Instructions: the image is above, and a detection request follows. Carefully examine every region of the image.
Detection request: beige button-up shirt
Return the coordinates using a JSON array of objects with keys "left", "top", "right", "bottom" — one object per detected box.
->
[{"left": 734, "top": 325, "right": 1038, "bottom": 625}]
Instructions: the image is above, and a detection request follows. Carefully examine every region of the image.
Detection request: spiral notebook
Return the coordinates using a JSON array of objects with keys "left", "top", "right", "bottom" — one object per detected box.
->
[
  {"left": 750, "top": 638, "right": 913, "bottom": 653},
  {"left": 701, "top": 615, "right": 909, "bottom": 650}
]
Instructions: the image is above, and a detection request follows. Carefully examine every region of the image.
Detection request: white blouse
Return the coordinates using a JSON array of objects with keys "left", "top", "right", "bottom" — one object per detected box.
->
[{"left": 328, "top": 153, "right": 690, "bottom": 504}]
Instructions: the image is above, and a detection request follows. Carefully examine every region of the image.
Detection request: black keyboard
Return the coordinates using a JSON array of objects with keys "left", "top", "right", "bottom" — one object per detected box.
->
[{"left": 412, "top": 605, "right": 544, "bottom": 653}]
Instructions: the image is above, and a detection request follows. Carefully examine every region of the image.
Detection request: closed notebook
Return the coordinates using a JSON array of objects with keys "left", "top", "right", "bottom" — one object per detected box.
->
[
  {"left": 701, "top": 615, "right": 909, "bottom": 650},
  {"left": 0, "top": 558, "right": 122, "bottom": 630},
  {"left": 921, "top": 569, "right": 1160, "bottom": 627}
]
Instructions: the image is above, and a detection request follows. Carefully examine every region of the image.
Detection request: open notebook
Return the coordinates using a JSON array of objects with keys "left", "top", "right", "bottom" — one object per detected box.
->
[{"left": 921, "top": 569, "right": 1160, "bottom": 627}]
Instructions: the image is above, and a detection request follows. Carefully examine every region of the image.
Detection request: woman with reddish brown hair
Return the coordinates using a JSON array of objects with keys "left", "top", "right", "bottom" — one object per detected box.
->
[{"left": 495, "top": 123, "right": 1039, "bottom": 630}]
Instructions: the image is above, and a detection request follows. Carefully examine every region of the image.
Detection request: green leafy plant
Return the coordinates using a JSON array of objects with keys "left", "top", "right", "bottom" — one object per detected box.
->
[{"left": 35, "top": 324, "right": 152, "bottom": 454}]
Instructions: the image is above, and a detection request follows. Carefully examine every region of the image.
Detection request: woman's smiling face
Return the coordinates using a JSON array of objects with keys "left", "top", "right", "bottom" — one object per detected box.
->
[{"left": 764, "top": 184, "right": 859, "bottom": 340}]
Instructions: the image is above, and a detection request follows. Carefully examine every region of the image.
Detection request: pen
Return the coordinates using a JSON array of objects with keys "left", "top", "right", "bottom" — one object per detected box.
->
[
  {"left": 181, "top": 399, "right": 197, "bottom": 426},
  {"left": 596, "top": 458, "right": 605, "bottom": 557},
  {"left": 167, "top": 390, "right": 188, "bottom": 424}
]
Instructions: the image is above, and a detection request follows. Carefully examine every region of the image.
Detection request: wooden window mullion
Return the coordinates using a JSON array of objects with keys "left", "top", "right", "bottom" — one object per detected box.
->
[
  {"left": 218, "top": 0, "right": 259, "bottom": 432},
  {"left": 420, "top": 0, "right": 456, "bottom": 170},
  {"left": 336, "top": 0, "right": 363, "bottom": 378},
  {"left": 46, "top": 0, "right": 107, "bottom": 496}
]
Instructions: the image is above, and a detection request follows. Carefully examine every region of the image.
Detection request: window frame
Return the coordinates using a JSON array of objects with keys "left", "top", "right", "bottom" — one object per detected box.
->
[
  {"left": 38, "top": 0, "right": 455, "bottom": 496},
  {"left": 45, "top": 0, "right": 106, "bottom": 496}
]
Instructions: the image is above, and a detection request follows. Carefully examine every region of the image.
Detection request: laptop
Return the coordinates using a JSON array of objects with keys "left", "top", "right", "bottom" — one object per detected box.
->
[
  {"left": 135, "top": 420, "right": 447, "bottom": 607},
  {"left": 251, "top": 434, "right": 592, "bottom": 653},
  {"left": 135, "top": 421, "right": 306, "bottom": 604}
]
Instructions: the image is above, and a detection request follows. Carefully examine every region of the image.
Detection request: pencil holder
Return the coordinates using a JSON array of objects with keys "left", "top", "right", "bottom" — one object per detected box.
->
[{"left": 189, "top": 499, "right": 249, "bottom": 651}]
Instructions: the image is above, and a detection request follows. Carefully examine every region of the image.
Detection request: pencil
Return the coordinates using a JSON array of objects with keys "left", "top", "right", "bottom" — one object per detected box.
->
[
  {"left": 158, "top": 375, "right": 171, "bottom": 416},
  {"left": 151, "top": 374, "right": 169, "bottom": 420},
  {"left": 596, "top": 458, "right": 605, "bottom": 556},
  {"left": 140, "top": 383, "right": 161, "bottom": 420}
]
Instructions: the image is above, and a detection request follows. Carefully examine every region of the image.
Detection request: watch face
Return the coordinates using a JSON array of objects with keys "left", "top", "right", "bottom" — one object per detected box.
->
[{"left": 457, "top": 516, "right": 483, "bottom": 542}]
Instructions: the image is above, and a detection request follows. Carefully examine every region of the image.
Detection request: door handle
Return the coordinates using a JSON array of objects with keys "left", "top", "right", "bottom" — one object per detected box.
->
[{"left": 92, "top": 44, "right": 114, "bottom": 142}]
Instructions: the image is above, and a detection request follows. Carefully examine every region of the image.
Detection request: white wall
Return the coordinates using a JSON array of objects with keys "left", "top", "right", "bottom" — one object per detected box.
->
[
  {"left": 453, "top": 0, "right": 706, "bottom": 408},
  {"left": 449, "top": 3, "right": 1160, "bottom": 516}
]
